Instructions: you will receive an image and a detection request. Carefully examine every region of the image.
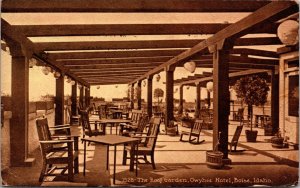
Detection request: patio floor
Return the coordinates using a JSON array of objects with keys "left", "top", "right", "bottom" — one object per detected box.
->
[{"left": 1, "top": 120, "right": 298, "bottom": 187}]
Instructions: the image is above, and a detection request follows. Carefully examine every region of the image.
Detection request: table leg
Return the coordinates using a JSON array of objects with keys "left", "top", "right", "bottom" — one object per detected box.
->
[
  {"left": 106, "top": 145, "right": 109, "bottom": 170},
  {"left": 135, "top": 142, "right": 138, "bottom": 177},
  {"left": 83, "top": 140, "right": 86, "bottom": 176},
  {"left": 113, "top": 145, "right": 117, "bottom": 184}
]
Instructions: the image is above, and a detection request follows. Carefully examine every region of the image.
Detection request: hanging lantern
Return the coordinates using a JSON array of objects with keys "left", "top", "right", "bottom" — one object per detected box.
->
[
  {"left": 29, "top": 58, "right": 37, "bottom": 68},
  {"left": 206, "top": 81, "right": 213, "bottom": 92},
  {"left": 97, "top": 86, "right": 100, "bottom": 90},
  {"left": 115, "top": 85, "right": 118, "bottom": 88},
  {"left": 186, "top": 86, "right": 190, "bottom": 90},
  {"left": 277, "top": 20, "right": 299, "bottom": 46},
  {"left": 156, "top": 74, "right": 161, "bottom": 82},
  {"left": 174, "top": 88, "right": 178, "bottom": 93},
  {"left": 183, "top": 61, "right": 196, "bottom": 73},
  {"left": 53, "top": 71, "right": 61, "bottom": 79},
  {"left": 66, "top": 77, "right": 72, "bottom": 83},
  {"left": 70, "top": 80, "right": 75, "bottom": 85},
  {"left": 42, "top": 66, "right": 50, "bottom": 75},
  {"left": 143, "top": 80, "right": 146, "bottom": 87}
]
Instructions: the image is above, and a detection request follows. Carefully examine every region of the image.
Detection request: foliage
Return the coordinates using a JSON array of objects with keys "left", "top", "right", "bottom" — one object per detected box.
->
[
  {"left": 234, "top": 75, "right": 270, "bottom": 131},
  {"left": 233, "top": 75, "right": 269, "bottom": 106},
  {"left": 40, "top": 94, "right": 55, "bottom": 101},
  {"left": 154, "top": 88, "right": 164, "bottom": 104}
]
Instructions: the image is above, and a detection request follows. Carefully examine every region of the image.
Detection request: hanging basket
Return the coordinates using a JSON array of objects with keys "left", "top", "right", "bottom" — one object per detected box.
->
[{"left": 206, "top": 151, "right": 224, "bottom": 169}]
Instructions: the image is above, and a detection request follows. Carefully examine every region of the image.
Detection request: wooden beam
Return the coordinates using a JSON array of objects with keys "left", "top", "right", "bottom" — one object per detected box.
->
[
  {"left": 194, "top": 62, "right": 274, "bottom": 70},
  {"left": 78, "top": 74, "right": 142, "bottom": 78},
  {"left": 35, "top": 37, "right": 281, "bottom": 52},
  {"left": 69, "top": 66, "right": 157, "bottom": 72},
  {"left": 89, "top": 81, "right": 130, "bottom": 85},
  {"left": 1, "top": 19, "right": 90, "bottom": 86},
  {"left": 59, "top": 57, "right": 172, "bottom": 65},
  {"left": 48, "top": 49, "right": 184, "bottom": 60},
  {"left": 2, "top": 0, "right": 270, "bottom": 12},
  {"left": 230, "top": 48, "right": 279, "bottom": 58},
  {"left": 175, "top": 69, "right": 270, "bottom": 86},
  {"left": 15, "top": 23, "right": 253, "bottom": 37},
  {"left": 65, "top": 62, "right": 163, "bottom": 69},
  {"left": 74, "top": 70, "right": 148, "bottom": 75},
  {"left": 129, "top": 1, "right": 297, "bottom": 84},
  {"left": 78, "top": 74, "right": 143, "bottom": 78}
]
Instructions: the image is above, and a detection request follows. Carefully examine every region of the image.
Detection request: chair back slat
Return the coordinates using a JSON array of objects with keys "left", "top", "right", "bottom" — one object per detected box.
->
[
  {"left": 136, "top": 114, "right": 149, "bottom": 133},
  {"left": 36, "top": 118, "right": 53, "bottom": 155},
  {"left": 145, "top": 117, "right": 161, "bottom": 149},
  {"left": 191, "top": 120, "right": 203, "bottom": 134},
  {"left": 80, "top": 110, "right": 93, "bottom": 135}
]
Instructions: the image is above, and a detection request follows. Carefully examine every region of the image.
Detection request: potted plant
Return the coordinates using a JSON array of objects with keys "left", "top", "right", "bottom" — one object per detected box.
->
[{"left": 234, "top": 75, "right": 270, "bottom": 142}]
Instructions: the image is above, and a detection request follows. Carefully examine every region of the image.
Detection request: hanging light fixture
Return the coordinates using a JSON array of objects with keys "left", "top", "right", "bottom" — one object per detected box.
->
[
  {"left": 143, "top": 80, "right": 146, "bottom": 87},
  {"left": 53, "top": 71, "right": 61, "bottom": 79},
  {"left": 186, "top": 86, "right": 190, "bottom": 90},
  {"left": 97, "top": 86, "right": 100, "bottom": 90},
  {"left": 115, "top": 85, "right": 118, "bottom": 88},
  {"left": 183, "top": 61, "right": 196, "bottom": 73},
  {"left": 42, "top": 66, "right": 50, "bottom": 75},
  {"left": 29, "top": 58, "right": 38, "bottom": 68},
  {"left": 277, "top": 20, "right": 299, "bottom": 46},
  {"left": 174, "top": 88, "right": 178, "bottom": 93},
  {"left": 156, "top": 74, "right": 161, "bottom": 82},
  {"left": 66, "top": 76, "right": 72, "bottom": 83},
  {"left": 206, "top": 81, "right": 213, "bottom": 92}
]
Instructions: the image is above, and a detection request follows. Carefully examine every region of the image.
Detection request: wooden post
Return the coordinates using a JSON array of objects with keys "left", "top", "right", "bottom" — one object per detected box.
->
[
  {"left": 165, "top": 66, "right": 175, "bottom": 127},
  {"left": 178, "top": 85, "right": 183, "bottom": 115},
  {"left": 195, "top": 82, "right": 201, "bottom": 118},
  {"left": 79, "top": 86, "right": 84, "bottom": 109},
  {"left": 210, "top": 40, "right": 231, "bottom": 164},
  {"left": 207, "top": 90, "right": 211, "bottom": 109},
  {"left": 147, "top": 76, "right": 153, "bottom": 117},
  {"left": 271, "top": 69, "right": 279, "bottom": 134},
  {"left": 55, "top": 74, "right": 65, "bottom": 126},
  {"left": 130, "top": 83, "right": 134, "bottom": 109},
  {"left": 71, "top": 82, "right": 78, "bottom": 115},
  {"left": 10, "top": 55, "right": 34, "bottom": 166},
  {"left": 137, "top": 81, "right": 142, "bottom": 110},
  {"left": 85, "top": 87, "right": 90, "bottom": 107}
]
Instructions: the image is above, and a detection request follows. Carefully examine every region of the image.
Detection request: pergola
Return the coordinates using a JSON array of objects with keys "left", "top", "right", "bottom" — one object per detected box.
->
[{"left": 1, "top": 0, "right": 298, "bottom": 167}]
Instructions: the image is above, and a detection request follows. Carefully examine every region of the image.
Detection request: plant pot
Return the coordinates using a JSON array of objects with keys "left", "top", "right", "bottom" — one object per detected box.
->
[
  {"left": 206, "top": 151, "right": 224, "bottom": 169},
  {"left": 271, "top": 136, "right": 284, "bottom": 148},
  {"left": 245, "top": 130, "right": 258, "bottom": 142}
]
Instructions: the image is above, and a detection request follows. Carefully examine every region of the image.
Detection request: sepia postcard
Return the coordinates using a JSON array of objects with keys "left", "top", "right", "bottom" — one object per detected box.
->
[{"left": 0, "top": 0, "right": 299, "bottom": 187}]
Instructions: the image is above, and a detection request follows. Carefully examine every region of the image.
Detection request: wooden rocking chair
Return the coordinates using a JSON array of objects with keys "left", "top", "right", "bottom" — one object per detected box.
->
[
  {"left": 36, "top": 118, "right": 79, "bottom": 182},
  {"left": 180, "top": 119, "right": 205, "bottom": 144}
]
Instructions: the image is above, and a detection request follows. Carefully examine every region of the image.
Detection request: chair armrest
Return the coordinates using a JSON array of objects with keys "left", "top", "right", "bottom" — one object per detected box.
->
[
  {"left": 39, "top": 140, "right": 74, "bottom": 144},
  {"left": 50, "top": 124, "right": 70, "bottom": 128},
  {"left": 49, "top": 127, "right": 71, "bottom": 131},
  {"left": 132, "top": 135, "right": 157, "bottom": 139}
]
